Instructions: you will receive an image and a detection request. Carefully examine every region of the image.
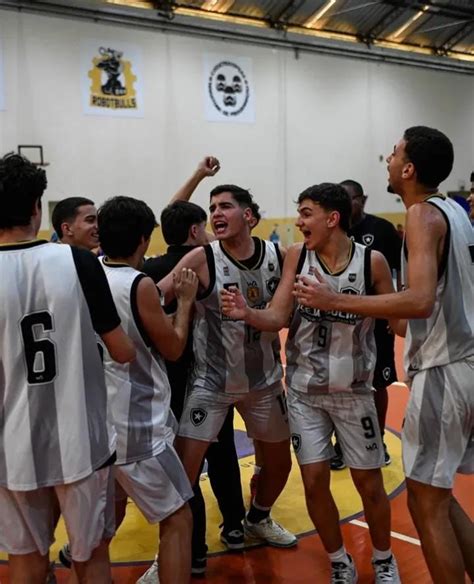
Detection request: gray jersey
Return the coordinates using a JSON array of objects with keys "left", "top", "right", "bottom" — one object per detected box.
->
[
  {"left": 192, "top": 239, "right": 283, "bottom": 393},
  {"left": 286, "top": 242, "right": 376, "bottom": 394},
  {"left": 100, "top": 259, "right": 173, "bottom": 464},
  {"left": 0, "top": 242, "right": 114, "bottom": 490},
  {"left": 402, "top": 195, "right": 474, "bottom": 377}
]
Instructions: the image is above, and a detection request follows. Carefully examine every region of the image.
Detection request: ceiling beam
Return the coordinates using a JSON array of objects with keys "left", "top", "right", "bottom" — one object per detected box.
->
[{"left": 437, "top": 20, "right": 474, "bottom": 53}]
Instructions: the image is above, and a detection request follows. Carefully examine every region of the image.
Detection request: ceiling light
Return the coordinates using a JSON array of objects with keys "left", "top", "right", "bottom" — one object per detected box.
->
[
  {"left": 391, "top": 5, "right": 430, "bottom": 41},
  {"left": 304, "top": 0, "right": 337, "bottom": 29}
]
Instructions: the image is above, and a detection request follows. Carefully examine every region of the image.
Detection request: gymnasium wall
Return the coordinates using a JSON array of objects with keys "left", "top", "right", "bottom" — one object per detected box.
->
[{"left": 1, "top": 9, "right": 473, "bottom": 241}]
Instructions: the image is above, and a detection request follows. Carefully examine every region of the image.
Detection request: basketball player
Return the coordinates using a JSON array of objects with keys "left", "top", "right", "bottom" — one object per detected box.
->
[
  {"left": 52, "top": 196, "right": 99, "bottom": 251},
  {"left": 292, "top": 127, "right": 474, "bottom": 584},
  {"left": 142, "top": 199, "right": 246, "bottom": 579},
  {"left": 97, "top": 196, "right": 198, "bottom": 584},
  {"left": 221, "top": 183, "right": 400, "bottom": 583},
  {"left": 0, "top": 153, "right": 135, "bottom": 583},
  {"left": 329, "top": 179, "right": 401, "bottom": 469},
  {"left": 158, "top": 185, "right": 297, "bottom": 550}
]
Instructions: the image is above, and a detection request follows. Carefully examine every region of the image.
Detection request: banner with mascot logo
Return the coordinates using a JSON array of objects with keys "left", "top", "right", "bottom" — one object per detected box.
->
[
  {"left": 81, "top": 40, "right": 143, "bottom": 117},
  {"left": 204, "top": 54, "right": 255, "bottom": 123}
]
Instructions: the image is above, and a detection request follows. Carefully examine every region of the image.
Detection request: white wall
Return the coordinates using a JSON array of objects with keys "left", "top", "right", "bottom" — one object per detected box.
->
[{"left": 1, "top": 9, "right": 473, "bottom": 229}]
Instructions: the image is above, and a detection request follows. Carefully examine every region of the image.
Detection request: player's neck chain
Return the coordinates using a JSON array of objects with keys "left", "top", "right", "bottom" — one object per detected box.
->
[{"left": 317, "top": 239, "right": 354, "bottom": 275}]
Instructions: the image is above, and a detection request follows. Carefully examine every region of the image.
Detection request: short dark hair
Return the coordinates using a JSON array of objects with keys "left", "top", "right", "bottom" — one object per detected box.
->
[
  {"left": 210, "top": 184, "right": 261, "bottom": 217},
  {"left": 297, "top": 183, "right": 352, "bottom": 233},
  {"left": 403, "top": 126, "right": 454, "bottom": 189},
  {"left": 340, "top": 179, "right": 364, "bottom": 198},
  {"left": 98, "top": 196, "right": 156, "bottom": 258},
  {"left": 160, "top": 201, "right": 207, "bottom": 245},
  {"left": 52, "top": 196, "right": 95, "bottom": 238},
  {"left": 0, "top": 153, "right": 47, "bottom": 229}
]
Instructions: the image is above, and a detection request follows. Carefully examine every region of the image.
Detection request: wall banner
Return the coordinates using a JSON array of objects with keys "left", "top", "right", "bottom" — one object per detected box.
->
[
  {"left": 81, "top": 40, "right": 143, "bottom": 117},
  {"left": 204, "top": 54, "right": 255, "bottom": 123}
]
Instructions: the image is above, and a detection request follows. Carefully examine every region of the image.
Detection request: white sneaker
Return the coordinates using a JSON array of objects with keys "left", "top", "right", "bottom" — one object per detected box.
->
[
  {"left": 372, "top": 555, "right": 401, "bottom": 583},
  {"left": 330, "top": 554, "right": 358, "bottom": 584},
  {"left": 136, "top": 560, "right": 159, "bottom": 583},
  {"left": 243, "top": 516, "right": 297, "bottom": 548}
]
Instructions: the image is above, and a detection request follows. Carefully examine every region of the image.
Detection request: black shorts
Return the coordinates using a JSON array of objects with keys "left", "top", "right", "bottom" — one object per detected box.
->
[{"left": 373, "top": 319, "right": 397, "bottom": 389}]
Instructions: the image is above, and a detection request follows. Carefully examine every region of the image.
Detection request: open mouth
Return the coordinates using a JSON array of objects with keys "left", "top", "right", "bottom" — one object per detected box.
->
[{"left": 213, "top": 221, "right": 228, "bottom": 235}]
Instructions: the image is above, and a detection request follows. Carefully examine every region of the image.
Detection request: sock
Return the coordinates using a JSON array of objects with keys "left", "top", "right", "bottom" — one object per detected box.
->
[
  {"left": 328, "top": 546, "right": 350, "bottom": 565},
  {"left": 373, "top": 547, "right": 392, "bottom": 562},
  {"left": 247, "top": 501, "right": 271, "bottom": 524},
  {"left": 253, "top": 465, "right": 262, "bottom": 475}
]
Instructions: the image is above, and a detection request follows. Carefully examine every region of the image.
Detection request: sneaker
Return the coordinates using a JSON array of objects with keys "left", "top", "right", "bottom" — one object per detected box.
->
[
  {"left": 220, "top": 524, "right": 245, "bottom": 550},
  {"left": 330, "top": 441, "right": 346, "bottom": 471},
  {"left": 191, "top": 556, "right": 207, "bottom": 577},
  {"left": 383, "top": 443, "right": 391, "bottom": 466},
  {"left": 136, "top": 560, "right": 159, "bottom": 583},
  {"left": 249, "top": 473, "right": 259, "bottom": 502},
  {"left": 372, "top": 555, "right": 400, "bottom": 583},
  {"left": 58, "top": 544, "right": 72, "bottom": 569},
  {"left": 244, "top": 516, "right": 297, "bottom": 548},
  {"left": 46, "top": 562, "right": 57, "bottom": 584},
  {"left": 330, "top": 554, "right": 358, "bottom": 583}
]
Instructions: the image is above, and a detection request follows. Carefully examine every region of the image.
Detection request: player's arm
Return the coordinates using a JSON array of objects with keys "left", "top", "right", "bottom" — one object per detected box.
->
[
  {"left": 100, "top": 327, "right": 136, "bottom": 363},
  {"left": 371, "top": 251, "right": 407, "bottom": 337},
  {"left": 157, "top": 246, "right": 208, "bottom": 305},
  {"left": 71, "top": 247, "right": 136, "bottom": 363},
  {"left": 220, "top": 244, "right": 301, "bottom": 331},
  {"left": 293, "top": 203, "right": 444, "bottom": 319},
  {"left": 137, "top": 270, "right": 198, "bottom": 361},
  {"left": 169, "top": 156, "right": 220, "bottom": 204}
]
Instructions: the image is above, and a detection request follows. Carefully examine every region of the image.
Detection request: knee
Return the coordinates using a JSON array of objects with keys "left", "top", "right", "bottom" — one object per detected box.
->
[
  {"left": 353, "top": 471, "right": 385, "bottom": 504},
  {"left": 162, "top": 503, "right": 192, "bottom": 534}
]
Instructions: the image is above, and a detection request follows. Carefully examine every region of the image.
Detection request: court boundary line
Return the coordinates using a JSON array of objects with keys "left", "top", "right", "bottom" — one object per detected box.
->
[{"left": 350, "top": 518, "right": 421, "bottom": 546}]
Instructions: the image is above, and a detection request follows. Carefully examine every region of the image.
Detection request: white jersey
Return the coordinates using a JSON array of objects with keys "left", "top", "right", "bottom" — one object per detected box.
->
[
  {"left": 100, "top": 258, "right": 173, "bottom": 464},
  {"left": 286, "top": 242, "right": 376, "bottom": 395},
  {"left": 402, "top": 195, "right": 474, "bottom": 377},
  {"left": 192, "top": 238, "right": 283, "bottom": 394},
  {"left": 0, "top": 241, "right": 114, "bottom": 491}
]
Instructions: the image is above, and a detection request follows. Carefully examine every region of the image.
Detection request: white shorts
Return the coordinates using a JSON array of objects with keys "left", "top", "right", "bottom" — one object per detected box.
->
[
  {"left": 403, "top": 356, "right": 474, "bottom": 488},
  {"left": 115, "top": 445, "right": 193, "bottom": 524},
  {"left": 287, "top": 390, "right": 384, "bottom": 469},
  {"left": 178, "top": 382, "right": 290, "bottom": 443},
  {"left": 0, "top": 467, "right": 112, "bottom": 562}
]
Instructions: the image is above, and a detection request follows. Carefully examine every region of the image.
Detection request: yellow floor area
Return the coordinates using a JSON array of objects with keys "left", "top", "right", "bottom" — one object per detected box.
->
[{"left": 0, "top": 414, "right": 404, "bottom": 564}]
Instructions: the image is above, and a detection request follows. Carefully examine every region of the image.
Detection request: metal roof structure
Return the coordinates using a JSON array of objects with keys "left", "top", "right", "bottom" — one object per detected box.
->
[{"left": 2, "top": 0, "right": 474, "bottom": 73}]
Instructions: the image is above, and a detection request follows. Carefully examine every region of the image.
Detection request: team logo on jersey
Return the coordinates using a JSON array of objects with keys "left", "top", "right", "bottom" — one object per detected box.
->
[
  {"left": 247, "top": 281, "right": 260, "bottom": 303},
  {"left": 268, "top": 262, "right": 275, "bottom": 272},
  {"left": 266, "top": 276, "right": 280, "bottom": 295},
  {"left": 308, "top": 266, "right": 315, "bottom": 275},
  {"left": 382, "top": 367, "right": 391, "bottom": 381},
  {"left": 223, "top": 265, "right": 230, "bottom": 276},
  {"left": 362, "top": 234, "right": 374, "bottom": 246},
  {"left": 348, "top": 273, "right": 356, "bottom": 283},
  {"left": 190, "top": 408, "right": 207, "bottom": 426},
  {"left": 291, "top": 433, "right": 302, "bottom": 453}
]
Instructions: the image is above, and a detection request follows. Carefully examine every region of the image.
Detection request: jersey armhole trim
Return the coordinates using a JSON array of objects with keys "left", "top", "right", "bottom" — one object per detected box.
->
[
  {"left": 425, "top": 201, "right": 450, "bottom": 280},
  {"left": 274, "top": 242, "right": 283, "bottom": 271},
  {"left": 197, "top": 245, "right": 215, "bottom": 300},
  {"left": 364, "top": 247, "right": 373, "bottom": 294},
  {"left": 296, "top": 246, "right": 307, "bottom": 276},
  {"left": 131, "top": 273, "right": 153, "bottom": 348}
]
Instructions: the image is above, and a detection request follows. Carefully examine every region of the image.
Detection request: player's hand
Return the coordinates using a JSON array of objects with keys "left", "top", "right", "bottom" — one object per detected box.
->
[
  {"left": 220, "top": 286, "right": 248, "bottom": 320},
  {"left": 197, "top": 156, "right": 220, "bottom": 178},
  {"left": 293, "top": 272, "right": 336, "bottom": 310},
  {"left": 173, "top": 268, "right": 198, "bottom": 303}
]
